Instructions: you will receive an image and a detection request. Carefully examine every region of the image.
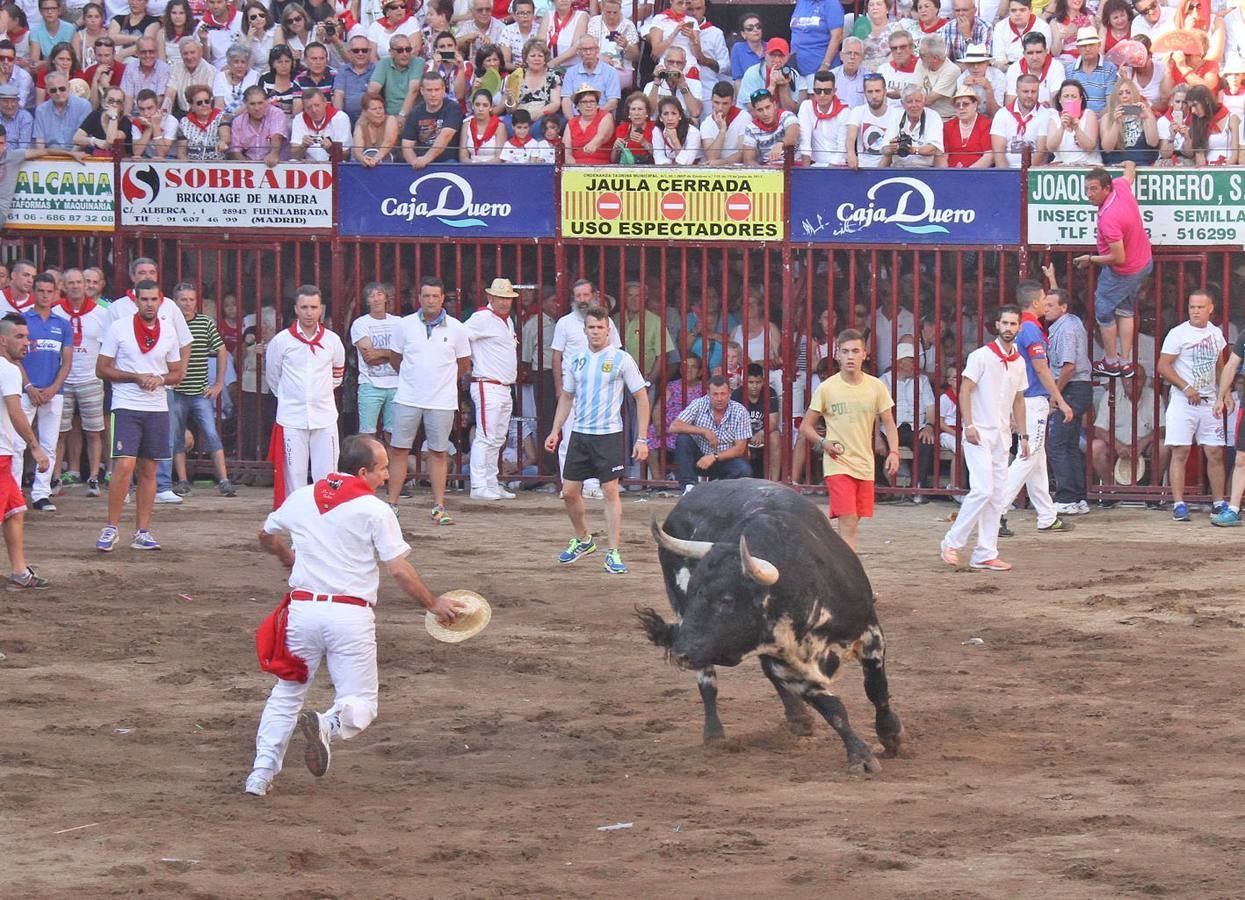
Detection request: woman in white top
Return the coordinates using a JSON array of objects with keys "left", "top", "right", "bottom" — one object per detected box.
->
[
  {"left": 460, "top": 88, "right": 505, "bottom": 162},
  {"left": 237, "top": 1, "right": 280, "bottom": 71},
  {"left": 539, "top": 0, "right": 587, "bottom": 69},
  {"left": 652, "top": 95, "right": 701, "bottom": 164},
  {"left": 1043, "top": 78, "right": 1102, "bottom": 165},
  {"left": 499, "top": 0, "right": 540, "bottom": 68},
  {"left": 1185, "top": 83, "right": 1238, "bottom": 165},
  {"left": 587, "top": 0, "right": 639, "bottom": 89},
  {"left": 213, "top": 44, "right": 259, "bottom": 116},
  {"left": 72, "top": 2, "right": 106, "bottom": 68},
  {"left": 279, "top": 3, "right": 315, "bottom": 61},
  {"left": 1156, "top": 83, "right": 1191, "bottom": 164},
  {"left": 730, "top": 289, "right": 782, "bottom": 371}
]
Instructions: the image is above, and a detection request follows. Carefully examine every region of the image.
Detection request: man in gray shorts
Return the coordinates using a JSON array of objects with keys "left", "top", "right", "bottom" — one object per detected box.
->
[
  {"left": 387, "top": 276, "right": 471, "bottom": 525},
  {"left": 55, "top": 267, "right": 110, "bottom": 497}
]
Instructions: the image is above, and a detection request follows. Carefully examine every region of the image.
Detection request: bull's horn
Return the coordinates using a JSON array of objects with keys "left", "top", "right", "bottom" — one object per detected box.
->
[
  {"left": 650, "top": 514, "right": 713, "bottom": 559},
  {"left": 739, "top": 535, "right": 780, "bottom": 586}
]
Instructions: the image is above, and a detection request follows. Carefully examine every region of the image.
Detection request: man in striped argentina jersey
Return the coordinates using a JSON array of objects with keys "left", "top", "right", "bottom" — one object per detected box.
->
[{"left": 544, "top": 306, "right": 652, "bottom": 575}]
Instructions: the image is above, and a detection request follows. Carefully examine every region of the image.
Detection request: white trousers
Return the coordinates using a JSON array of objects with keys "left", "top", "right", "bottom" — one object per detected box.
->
[
  {"left": 943, "top": 426, "right": 1008, "bottom": 565},
  {"left": 12, "top": 394, "right": 64, "bottom": 502},
  {"left": 469, "top": 381, "right": 512, "bottom": 493},
  {"left": 1001, "top": 396, "right": 1055, "bottom": 528},
  {"left": 252, "top": 599, "right": 378, "bottom": 776},
  {"left": 283, "top": 425, "right": 339, "bottom": 497}
]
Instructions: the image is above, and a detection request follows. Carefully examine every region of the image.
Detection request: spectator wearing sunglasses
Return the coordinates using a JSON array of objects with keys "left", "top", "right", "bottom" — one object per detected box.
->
[
  {"left": 730, "top": 13, "right": 764, "bottom": 84},
  {"left": 333, "top": 34, "right": 377, "bottom": 123},
  {"left": 0, "top": 40, "right": 34, "bottom": 109},
  {"left": 368, "top": 0, "right": 422, "bottom": 60},
  {"left": 741, "top": 87, "right": 798, "bottom": 164},
  {"left": 33, "top": 70, "right": 91, "bottom": 150}
]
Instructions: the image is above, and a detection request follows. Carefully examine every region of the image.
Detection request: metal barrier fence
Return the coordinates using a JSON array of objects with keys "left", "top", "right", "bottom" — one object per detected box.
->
[{"left": 2, "top": 161, "right": 1240, "bottom": 503}]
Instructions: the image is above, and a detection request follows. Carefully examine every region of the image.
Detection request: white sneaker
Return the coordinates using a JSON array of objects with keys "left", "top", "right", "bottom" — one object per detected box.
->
[
  {"left": 682, "top": 484, "right": 694, "bottom": 495},
  {"left": 583, "top": 486, "right": 606, "bottom": 500},
  {"left": 155, "top": 490, "right": 183, "bottom": 504},
  {"left": 243, "top": 771, "right": 272, "bottom": 796},
  {"left": 470, "top": 490, "right": 500, "bottom": 500},
  {"left": 1076, "top": 500, "right": 1090, "bottom": 515},
  {"left": 299, "top": 710, "right": 331, "bottom": 777},
  {"left": 495, "top": 488, "right": 516, "bottom": 499},
  {"left": 1054, "top": 502, "right": 1081, "bottom": 515}
]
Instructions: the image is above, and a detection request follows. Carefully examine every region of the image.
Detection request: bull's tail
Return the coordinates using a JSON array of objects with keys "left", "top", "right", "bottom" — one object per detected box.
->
[{"left": 635, "top": 606, "right": 678, "bottom": 651}]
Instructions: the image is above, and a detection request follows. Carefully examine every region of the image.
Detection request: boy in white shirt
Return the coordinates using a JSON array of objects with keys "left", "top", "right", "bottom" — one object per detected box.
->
[{"left": 499, "top": 109, "right": 555, "bottom": 163}]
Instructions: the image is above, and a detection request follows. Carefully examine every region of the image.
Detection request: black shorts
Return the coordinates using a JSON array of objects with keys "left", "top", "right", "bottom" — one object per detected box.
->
[
  {"left": 564, "top": 431, "right": 626, "bottom": 484},
  {"left": 1236, "top": 409, "right": 1245, "bottom": 452}
]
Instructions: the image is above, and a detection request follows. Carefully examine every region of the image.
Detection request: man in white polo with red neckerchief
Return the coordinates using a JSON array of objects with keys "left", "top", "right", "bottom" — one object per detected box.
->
[{"left": 245, "top": 434, "right": 464, "bottom": 797}]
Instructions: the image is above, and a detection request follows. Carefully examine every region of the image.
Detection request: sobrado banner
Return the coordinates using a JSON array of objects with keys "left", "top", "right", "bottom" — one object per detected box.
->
[
  {"left": 119, "top": 161, "right": 333, "bottom": 230},
  {"left": 338, "top": 164, "right": 555, "bottom": 237},
  {"left": 561, "top": 167, "right": 785, "bottom": 241},
  {"left": 790, "top": 169, "right": 1022, "bottom": 245},
  {"left": 6, "top": 158, "right": 114, "bottom": 230},
  {"left": 1028, "top": 166, "right": 1245, "bottom": 246}
]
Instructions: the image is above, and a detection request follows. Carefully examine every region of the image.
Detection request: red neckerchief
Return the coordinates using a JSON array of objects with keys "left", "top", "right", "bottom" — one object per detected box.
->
[
  {"left": 313, "top": 472, "right": 374, "bottom": 513},
  {"left": 289, "top": 322, "right": 326, "bottom": 353},
  {"left": 943, "top": 387, "right": 957, "bottom": 404},
  {"left": 1020, "top": 309, "right": 1048, "bottom": 338},
  {"left": 7, "top": 27, "right": 28, "bottom": 43},
  {"left": 987, "top": 339, "right": 1020, "bottom": 367},
  {"left": 548, "top": 10, "right": 575, "bottom": 53},
  {"left": 1224, "top": 81, "right": 1245, "bottom": 96},
  {"left": 506, "top": 134, "right": 533, "bottom": 147},
  {"left": 189, "top": 107, "right": 223, "bottom": 129},
  {"left": 685, "top": 65, "right": 700, "bottom": 81},
  {"left": 202, "top": 6, "right": 238, "bottom": 28},
  {"left": 1020, "top": 55, "right": 1052, "bottom": 79},
  {"left": 379, "top": 12, "right": 413, "bottom": 30},
  {"left": 752, "top": 112, "right": 782, "bottom": 133},
  {"left": 890, "top": 56, "right": 917, "bottom": 73},
  {"left": 1007, "top": 101, "right": 1034, "bottom": 134},
  {"left": 920, "top": 16, "right": 948, "bottom": 33},
  {"left": 59, "top": 297, "right": 97, "bottom": 347},
  {"left": 2, "top": 289, "right": 31, "bottom": 310},
  {"left": 301, "top": 104, "right": 338, "bottom": 131},
  {"left": 725, "top": 106, "right": 741, "bottom": 126},
  {"left": 660, "top": 9, "right": 685, "bottom": 23},
  {"left": 698, "top": 18, "right": 713, "bottom": 30},
  {"left": 488, "top": 305, "right": 510, "bottom": 323},
  {"left": 133, "top": 313, "right": 160, "bottom": 354},
  {"left": 1168, "top": 57, "right": 1215, "bottom": 85},
  {"left": 812, "top": 97, "right": 847, "bottom": 121},
  {"left": 1209, "top": 104, "right": 1230, "bottom": 130},
  {"left": 469, "top": 114, "right": 501, "bottom": 151},
  {"left": 1009, "top": 14, "right": 1036, "bottom": 42}
]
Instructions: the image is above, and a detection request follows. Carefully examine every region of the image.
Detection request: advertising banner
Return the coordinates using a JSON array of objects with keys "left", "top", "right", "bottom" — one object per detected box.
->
[
  {"left": 6, "top": 158, "right": 114, "bottom": 231},
  {"left": 561, "top": 167, "right": 785, "bottom": 241},
  {"left": 1028, "top": 166, "right": 1245, "bottom": 246},
  {"left": 119, "top": 161, "right": 333, "bottom": 230},
  {"left": 338, "top": 164, "right": 555, "bottom": 237},
  {"left": 791, "top": 169, "right": 1023, "bottom": 245}
]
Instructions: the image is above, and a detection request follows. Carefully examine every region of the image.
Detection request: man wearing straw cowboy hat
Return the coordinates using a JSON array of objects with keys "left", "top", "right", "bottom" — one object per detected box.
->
[
  {"left": 466, "top": 277, "right": 519, "bottom": 500},
  {"left": 245, "top": 435, "right": 472, "bottom": 798}
]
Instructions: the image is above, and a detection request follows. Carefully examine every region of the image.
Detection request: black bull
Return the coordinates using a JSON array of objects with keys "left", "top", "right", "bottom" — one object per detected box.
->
[{"left": 636, "top": 479, "right": 904, "bottom": 774}]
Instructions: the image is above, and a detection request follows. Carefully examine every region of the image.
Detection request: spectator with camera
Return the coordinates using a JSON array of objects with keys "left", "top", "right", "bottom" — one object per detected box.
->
[
  {"left": 290, "top": 86, "right": 350, "bottom": 160},
  {"left": 881, "top": 83, "right": 945, "bottom": 167},
  {"left": 646, "top": 46, "right": 704, "bottom": 120},
  {"left": 686, "top": 0, "right": 729, "bottom": 89},
  {"left": 198, "top": 0, "right": 244, "bottom": 70},
  {"left": 455, "top": 0, "right": 503, "bottom": 61}
]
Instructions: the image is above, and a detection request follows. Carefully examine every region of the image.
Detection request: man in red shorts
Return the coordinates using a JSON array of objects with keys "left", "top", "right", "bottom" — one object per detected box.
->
[
  {"left": 800, "top": 328, "right": 900, "bottom": 550},
  {"left": 0, "top": 313, "right": 50, "bottom": 587}
]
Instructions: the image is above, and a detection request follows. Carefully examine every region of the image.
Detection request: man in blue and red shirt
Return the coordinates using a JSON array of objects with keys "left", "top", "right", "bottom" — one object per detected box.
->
[
  {"left": 998, "top": 279, "right": 1075, "bottom": 536},
  {"left": 19, "top": 272, "right": 72, "bottom": 512}
]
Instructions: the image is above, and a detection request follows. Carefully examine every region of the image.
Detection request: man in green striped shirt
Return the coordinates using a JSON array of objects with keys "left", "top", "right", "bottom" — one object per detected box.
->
[{"left": 169, "top": 283, "right": 236, "bottom": 497}]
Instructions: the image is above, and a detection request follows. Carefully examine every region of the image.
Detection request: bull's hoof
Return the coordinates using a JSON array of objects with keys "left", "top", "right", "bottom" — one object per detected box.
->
[
  {"left": 703, "top": 725, "right": 726, "bottom": 746},
  {"left": 786, "top": 714, "right": 815, "bottom": 737},
  {"left": 877, "top": 714, "right": 905, "bottom": 757},
  {"left": 846, "top": 754, "right": 882, "bottom": 776}
]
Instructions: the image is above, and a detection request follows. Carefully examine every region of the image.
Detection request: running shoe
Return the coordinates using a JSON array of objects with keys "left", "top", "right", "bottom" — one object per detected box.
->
[
  {"left": 7, "top": 566, "right": 50, "bottom": 589},
  {"left": 1092, "top": 359, "right": 1123, "bottom": 377},
  {"left": 558, "top": 536, "right": 596, "bottom": 564},
  {"left": 583, "top": 485, "right": 606, "bottom": 500},
  {"left": 155, "top": 490, "right": 183, "bottom": 504},
  {"left": 1211, "top": 508, "right": 1241, "bottom": 527},
  {"left": 603, "top": 548, "right": 628, "bottom": 574},
  {"left": 173, "top": 479, "right": 193, "bottom": 496},
  {"left": 31, "top": 498, "right": 56, "bottom": 512},
  {"left": 1076, "top": 500, "right": 1090, "bottom": 514},
  {"left": 970, "top": 558, "right": 1012, "bottom": 571},
  {"left": 60, "top": 472, "right": 79, "bottom": 486},
  {"left": 1038, "top": 518, "right": 1073, "bottom": 532},
  {"left": 218, "top": 479, "right": 237, "bottom": 497},
  {"left": 430, "top": 504, "right": 454, "bottom": 526},
  {"left": 1118, "top": 361, "right": 1137, "bottom": 378},
  {"left": 1172, "top": 502, "right": 1190, "bottom": 522},
  {"left": 243, "top": 771, "right": 272, "bottom": 797},
  {"left": 1210, "top": 500, "right": 1227, "bottom": 517},
  {"left": 131, "top": 530, "right": 161, "bottom": 550},
  {"left": 95, "top": 524, "right": 119, "bottom": 552},
  {"left": 998, "top": 516, "right": 1014, "bottom": 537},
  {"left": 86, "top": 477, "right": 100, "bottom": 498},
  {"left": 299, "top": 710, "right": 331, "bottom": 777},
  {"left": 400, "top": 479, "right": 416, "bottom": 499}
]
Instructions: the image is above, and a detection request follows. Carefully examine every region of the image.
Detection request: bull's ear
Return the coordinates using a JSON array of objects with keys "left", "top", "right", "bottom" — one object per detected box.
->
[{"left": 739, "top": 534, "right": 779, "bottom": 586}]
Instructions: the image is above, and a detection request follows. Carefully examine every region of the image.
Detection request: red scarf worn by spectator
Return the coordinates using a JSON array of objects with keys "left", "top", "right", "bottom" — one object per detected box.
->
[
  {"left": 468, "top": 114, "right": 501, "bottom": 154},
  {"left": 133, "top": 313, "right": 161, "bottom": 353},
  {"left": 59, "top": 297, "right": 97, "bottom": 347},
  {"left": 987, "top": 339, "right": 1020, "bottom": 367}
]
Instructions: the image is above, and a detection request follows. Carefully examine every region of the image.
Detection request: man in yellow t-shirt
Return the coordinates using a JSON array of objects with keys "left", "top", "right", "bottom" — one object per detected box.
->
[{"left": 799, "top": 329, "right": 901, "bottom": 550}]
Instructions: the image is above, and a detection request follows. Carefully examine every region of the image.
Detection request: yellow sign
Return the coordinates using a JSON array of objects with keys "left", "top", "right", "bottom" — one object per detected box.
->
[{"left": 561, "top": 167, "right": 785, "bottom": 241}]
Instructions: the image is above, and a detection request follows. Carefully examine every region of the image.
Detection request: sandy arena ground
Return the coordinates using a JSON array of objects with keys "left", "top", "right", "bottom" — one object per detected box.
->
[{"left": 3, "top": 484, "right": 1244, "bottom": 898}]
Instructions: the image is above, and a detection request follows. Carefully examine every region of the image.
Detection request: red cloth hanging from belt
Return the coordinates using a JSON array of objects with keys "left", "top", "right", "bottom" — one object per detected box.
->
[
  {"left": 255, "top": 591, "right": 309, "bottom": 682},
  {"left": 267, "top": 422, "right": 285, "bottom": 510}
]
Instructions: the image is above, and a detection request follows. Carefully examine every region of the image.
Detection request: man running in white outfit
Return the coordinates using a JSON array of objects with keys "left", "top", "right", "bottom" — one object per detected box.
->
[
  {"left": 941, "top": 305, "right": 1030, "bottom": 572},
  {"left": 245, "top": 435, "right": 461, "bottom": 797},
  {"left": 550, "top": 279, "right": 621, "bottom": 499},
  {"left": 265, "top": 285, "right": 347, "bottom": 499},
  {"left": 466, "top": 277, "right": 519, "bottom": 500},
  {"left": 998, "top": 279, "right": 1074, "bottom": 536}
]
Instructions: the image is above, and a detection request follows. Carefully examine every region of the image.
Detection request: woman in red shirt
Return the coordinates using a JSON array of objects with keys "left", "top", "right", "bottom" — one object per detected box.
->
[
  {"left": 564, "top": 82, "right": 614, "bottom": 163},
  {"left": 943, "top": 86, "right": 993, "bottom": 167},
  {"left": 610, "top": 91, "right": 655, "bottom": 163}
]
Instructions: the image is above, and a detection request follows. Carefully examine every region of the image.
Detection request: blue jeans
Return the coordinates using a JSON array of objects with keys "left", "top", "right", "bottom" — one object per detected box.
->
[
  {"left": 159, "top": 391, "right": 224, "bottom": 490},
  {"left": 1048, "top": 380, "right": 1092, "bottom": 503},
  {"left": 674, "top": 433, "right": 753, "bottom": 488}
]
